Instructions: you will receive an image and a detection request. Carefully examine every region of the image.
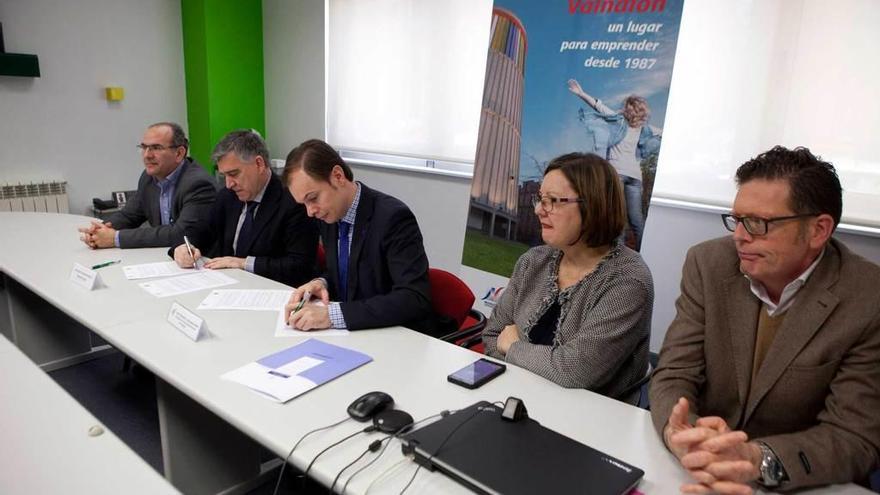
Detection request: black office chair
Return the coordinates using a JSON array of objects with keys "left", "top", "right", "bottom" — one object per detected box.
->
[{"left": 619, "top": 351, "right": 658, "bottom": 409}]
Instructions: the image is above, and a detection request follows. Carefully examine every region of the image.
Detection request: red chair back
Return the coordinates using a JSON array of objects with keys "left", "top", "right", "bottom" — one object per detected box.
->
[{"left": 427, "top": 268, "right": 475, "bottom": 327}]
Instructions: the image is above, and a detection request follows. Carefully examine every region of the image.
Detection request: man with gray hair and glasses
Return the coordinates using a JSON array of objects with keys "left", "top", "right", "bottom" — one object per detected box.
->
[
  {"left": 650, "top": 146, "right": 880, "bottom": 493},
  {"left": 171, "top": 129, "right": 317, "bottom": 287},
  {"left": 78, "top": 122, "right": 216, "bottom": 248}
]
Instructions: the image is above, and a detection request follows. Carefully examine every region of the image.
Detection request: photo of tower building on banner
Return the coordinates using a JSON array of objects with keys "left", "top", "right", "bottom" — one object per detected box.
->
[{"left": 462, "top": 0, "right": 684, "bottom": 278}]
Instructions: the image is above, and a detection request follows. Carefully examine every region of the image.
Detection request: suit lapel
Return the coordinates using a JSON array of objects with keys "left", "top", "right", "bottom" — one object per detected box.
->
[
  {"left": 146, "top": 180, "right": 162, "bottom": 226},
  {"left": 224, "top": 194, "right": 240, "bottom": 256},
  {"left": 744, "top": 247, "right": 841, "bottom": 421},
  {"left": 346, "top": 185, "right": 374, "bottom": 300},
  {"left": 723, "top": 270, "right": 761, "bottom": 415},
  {"left": 169, "top": 160, "right": 188, "bottom": 223}
]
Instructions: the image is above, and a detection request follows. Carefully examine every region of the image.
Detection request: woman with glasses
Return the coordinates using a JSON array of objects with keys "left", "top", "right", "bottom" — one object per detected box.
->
[{"left": 482, "top": 152, "right": 653, "bottom": 405}]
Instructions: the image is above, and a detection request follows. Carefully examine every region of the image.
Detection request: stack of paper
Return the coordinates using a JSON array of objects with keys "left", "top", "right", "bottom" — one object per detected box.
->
[
  {"left": 139, "top": 271, "right": 237, "bottom": 298},
  {"left": 198, "top": 289, "right": 292, "bottom": 311},
  {"left": 123, "top": 261, "right": 193, "bottom": 280}
]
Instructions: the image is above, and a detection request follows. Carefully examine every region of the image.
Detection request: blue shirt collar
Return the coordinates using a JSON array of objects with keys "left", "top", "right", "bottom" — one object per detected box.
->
[{"left": 154, "top": 158, "right": 186, "bottom": 188}]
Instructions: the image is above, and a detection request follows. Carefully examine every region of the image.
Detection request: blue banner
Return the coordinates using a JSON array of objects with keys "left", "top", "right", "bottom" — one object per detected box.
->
[{"left": 463, "top": 0, "right": 684, "bottom": 279}]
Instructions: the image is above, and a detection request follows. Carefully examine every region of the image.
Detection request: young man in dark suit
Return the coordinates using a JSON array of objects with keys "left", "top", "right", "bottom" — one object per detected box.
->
[
  {"left": 78, "top": 122, "right": 216, "bottom": 248},
  {"left": 171, "top": 130, "right": 317, "bottom": 287},
  {"left": 281, "top": 139, "right": 447, "bottom": 336}
]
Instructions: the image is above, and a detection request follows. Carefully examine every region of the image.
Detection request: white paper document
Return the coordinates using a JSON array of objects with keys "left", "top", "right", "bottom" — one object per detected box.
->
[
  {"left": 123, "top": 261, "right": 193, "bottom": 280},
  {"left": 223, "top": 361, "right": 319, "bottom": 402},
  {"left": 274, "top": 306, "right": 349, "bottom": 337},
  {"left": 198, "top": 289, "right": 293, "bottom": 311},
  {"left": 139, "top": 271, "right": 237, "bottom": 298}
]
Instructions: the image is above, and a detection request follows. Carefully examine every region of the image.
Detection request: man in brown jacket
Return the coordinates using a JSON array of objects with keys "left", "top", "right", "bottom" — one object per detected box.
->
[{"left": 650, "top": 146, "right": 880, "bottom": 493}]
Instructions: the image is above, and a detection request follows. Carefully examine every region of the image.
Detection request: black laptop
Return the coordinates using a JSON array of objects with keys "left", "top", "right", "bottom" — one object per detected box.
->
[{"left": 401, "top": 401, "right": 643, "bottom": 495}]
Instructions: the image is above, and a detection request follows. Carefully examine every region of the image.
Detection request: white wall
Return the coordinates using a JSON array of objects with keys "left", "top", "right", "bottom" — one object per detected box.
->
[
  {"left": 263, "top": 0, "right": 326, "bottom": 157},
  {"left": 0, "top": 0, "right": 187, "bottom": 216},
  {"left": 349, "top": 165, "right": 472, "bottom": 273}
]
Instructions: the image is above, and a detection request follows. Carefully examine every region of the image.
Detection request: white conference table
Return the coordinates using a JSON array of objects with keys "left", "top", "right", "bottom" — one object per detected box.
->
[
  {"left": 0, "top": 334, "right": 179, "bottom": 494},
  {"left": 0, "top": 212, "right": 871, "bottom": 495}
]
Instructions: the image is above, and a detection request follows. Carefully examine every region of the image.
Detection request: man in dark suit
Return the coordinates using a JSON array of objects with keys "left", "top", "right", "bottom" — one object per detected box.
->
[
  {"left": 78, "top": 122, "right": 216, "bottom": 248},
  {"left": 171, "top": 130, "right": 317, "bottom": 287},
  {"left": 280, "top": 139, "right": 446, "bottom": 336},
  {"left": 650, "top": 146, "right": 880, "bottom": 493}
]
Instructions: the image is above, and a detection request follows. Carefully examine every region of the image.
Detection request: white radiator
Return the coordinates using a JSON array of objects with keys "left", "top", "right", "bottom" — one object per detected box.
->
[{"left": 0, "top": 182, "right": 69, "bottom": 213}]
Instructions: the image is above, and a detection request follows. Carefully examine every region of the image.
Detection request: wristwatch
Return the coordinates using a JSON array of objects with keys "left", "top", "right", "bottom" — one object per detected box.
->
[{"left": 757, "top": 442, "right": 788, "bottom": 487}]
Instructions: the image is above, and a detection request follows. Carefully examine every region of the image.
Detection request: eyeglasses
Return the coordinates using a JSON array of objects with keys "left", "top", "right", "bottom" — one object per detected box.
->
[
  {"left": 532, "top": 194, "right": 584, "bottom": 213},
  {"left": 721, "top": 213, "right": 819, "bottom": 236},
  {"left": 137, "top": 143, "right": 181, "bottom": 153}
]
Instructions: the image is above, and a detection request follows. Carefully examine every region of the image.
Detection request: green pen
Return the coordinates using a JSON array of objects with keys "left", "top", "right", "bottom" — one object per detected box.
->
[
  {"left": 293, "top": 291, "right": 312, "bottom": 314},
  {"left": 91, "top": 259, "right": 121, "bottom": 270}
]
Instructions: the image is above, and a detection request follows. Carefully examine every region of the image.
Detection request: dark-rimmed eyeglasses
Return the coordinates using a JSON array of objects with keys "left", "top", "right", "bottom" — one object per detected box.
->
[
  {"left": 721, "top": 213, "right": 819, "bottom": 236},
  {"left": 532, "top": 194, "right": 584, "bottom": 213},
  {"left": 137, "top": 143, "right": 181, "bottom": 153}
]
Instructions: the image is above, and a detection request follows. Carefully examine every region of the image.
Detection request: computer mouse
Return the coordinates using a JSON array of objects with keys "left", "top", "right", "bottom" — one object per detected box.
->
[{"left": 347, "top": 391, "right": 394, "bottom": 421}]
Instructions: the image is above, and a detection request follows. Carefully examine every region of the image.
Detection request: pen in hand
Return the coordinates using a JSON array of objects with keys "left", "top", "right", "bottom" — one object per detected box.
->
[
  {"left": 293, "top": 291, "right": 312, "bottom": 314},
  {"left": 183, "top": 235, "right": 199, "bottom": 270},
  {"left": 91, "top": 260, "right": 121, "bottom": 270}
]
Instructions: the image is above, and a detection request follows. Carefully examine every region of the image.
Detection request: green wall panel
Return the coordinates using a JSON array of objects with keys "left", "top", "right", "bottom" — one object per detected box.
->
[{"left": 181, "top": 0, "right": 265, "bottom": 172}]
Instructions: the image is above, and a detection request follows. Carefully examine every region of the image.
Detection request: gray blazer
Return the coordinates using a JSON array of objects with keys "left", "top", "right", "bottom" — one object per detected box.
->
[
  {"left": 483, "top": 244, "right": 653, "bottom": 404},
  {"left": 105, "top": 158, "right": 216, "bottom": 248},
  {"left": 650, "top": 236, "right": 880, "bottom": 490}
]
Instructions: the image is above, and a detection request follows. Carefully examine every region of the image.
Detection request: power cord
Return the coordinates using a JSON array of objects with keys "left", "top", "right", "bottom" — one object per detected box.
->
[
  {"left": 351, "top": 411, "right": 453, "bottom": 491},
  {"left": 365, "top": 457, "right": 410, "bottom": 494},
  {"left": 328, "top": 437, "right": 387, "bottom": 493},
  {"left": 340, "top": 409, "right": 458, "bottom": 493},
  {"left": 301, "top": 425, "right": 377, "bottom": 489},
  {"left": 272, "top": 416, "right": 350, "bottom": 495}
]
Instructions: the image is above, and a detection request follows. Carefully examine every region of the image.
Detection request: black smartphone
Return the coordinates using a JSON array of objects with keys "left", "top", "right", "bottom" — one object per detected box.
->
[{"left": 447, "top": 358, "right": 506, "bottom": 389}]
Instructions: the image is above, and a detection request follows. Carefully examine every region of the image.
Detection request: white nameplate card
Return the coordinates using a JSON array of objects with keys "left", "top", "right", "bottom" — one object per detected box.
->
[
  {"left": 167, "top": 302, "right": 205, "bottom": 341},
  {"left": 69, "top": 263, "right": 101, "bottom": 290}
]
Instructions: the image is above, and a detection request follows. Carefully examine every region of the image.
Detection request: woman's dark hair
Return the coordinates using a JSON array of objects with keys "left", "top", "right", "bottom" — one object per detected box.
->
[{"left": 544, "top": 152, "right": 625, "bottom": 247}]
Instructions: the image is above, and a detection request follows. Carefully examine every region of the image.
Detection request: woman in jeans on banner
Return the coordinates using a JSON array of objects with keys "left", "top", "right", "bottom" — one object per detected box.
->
[
  {"left": 567, "top": 78, "right": 662, "bottom": 250},
  {"left": 482, "top": 152, "right": 653, "bottom": 405}
]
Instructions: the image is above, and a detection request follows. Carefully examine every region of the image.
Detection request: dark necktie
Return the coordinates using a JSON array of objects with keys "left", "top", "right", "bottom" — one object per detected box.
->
[
  {"left": 337, "top": 220, "right": 351, "bottom": 301},
  {"left": 235, "top": 201, "right": 258, "bottom": 257}
]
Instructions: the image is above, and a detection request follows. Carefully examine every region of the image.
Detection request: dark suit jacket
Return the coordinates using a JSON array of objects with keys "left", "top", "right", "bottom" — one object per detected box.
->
[
  {"left": 175, "top": 174, "right": 317, "bottom": 287},
  {"left": 320, "top": 183, "right": 445, "bottom": 335},
  {"left": 650, "top": 236, "right": 880, "bottom": 490},
  {"left": 105, "top": 158, "right": 216, "bottom": 248}
]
